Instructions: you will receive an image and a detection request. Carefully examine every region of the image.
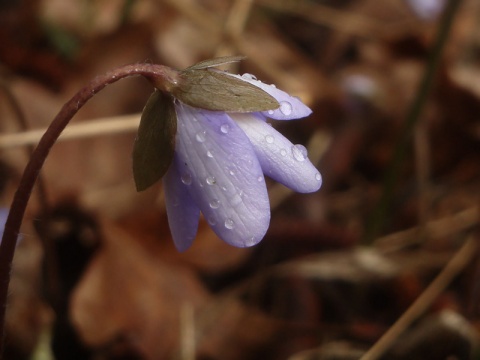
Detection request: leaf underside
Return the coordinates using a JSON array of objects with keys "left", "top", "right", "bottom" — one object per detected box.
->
[
  {"left": 133, "top": 91, "right": 177, "bottom": 191},
  {"left": 172, "top": 69, "right": 279, "bottom": 112}
]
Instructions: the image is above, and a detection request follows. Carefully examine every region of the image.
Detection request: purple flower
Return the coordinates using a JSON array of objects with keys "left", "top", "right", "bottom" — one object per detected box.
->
[
  {"left": 162, "top": 73, "right": 321, "bottom": 251},
  {"left": 404, "top": 0, "right": 446, "bottom": 20},
  {"left": 0, "top": 208, "right": 8, "bottom": 243}
]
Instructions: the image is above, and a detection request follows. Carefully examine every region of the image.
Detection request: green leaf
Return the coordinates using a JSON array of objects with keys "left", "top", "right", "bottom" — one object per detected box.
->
[
  {"left": 133, "top": 91, "right": 177, "bottom": 191},
  {"left": 183, "top": 55, "right": 246, "bottom": 71},
  {"left": 171, "top": 69, "right": 279, "bottom": 112}
]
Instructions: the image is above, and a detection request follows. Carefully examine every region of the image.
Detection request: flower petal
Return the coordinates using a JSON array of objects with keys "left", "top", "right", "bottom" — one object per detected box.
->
[
  {"left": 225, "top": 73, "right": 312, "bottom": 120},
  {"left": 173, "top": 102, "right": 270, "bottom": 247},
  {"left": 163, "top": 162, "right": 200, "bottom": 251},
  {"left": 231, "top": 113, "right": 322, "bottom": 193}
]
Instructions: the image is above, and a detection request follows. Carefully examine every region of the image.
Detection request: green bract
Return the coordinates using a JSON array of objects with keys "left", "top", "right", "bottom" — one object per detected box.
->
[
  {"left": 172, "top": 63, "right": 279, "bottom": 112},
  {"left": 132, "top": 90, "right": 177, "bottom": 191}
]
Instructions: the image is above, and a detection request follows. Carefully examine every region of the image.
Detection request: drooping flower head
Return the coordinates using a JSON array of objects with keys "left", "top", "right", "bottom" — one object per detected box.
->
[{"left": 133, "top": 56, "right": 321, "bottom": 251}]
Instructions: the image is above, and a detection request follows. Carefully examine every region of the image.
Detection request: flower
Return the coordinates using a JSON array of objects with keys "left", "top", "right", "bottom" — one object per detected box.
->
[
  {"left": 404, "top": 0, "right": 446, "bottom": 20},
  {"left": 161, "top": 72, "right": 322, "bottom": 251}
]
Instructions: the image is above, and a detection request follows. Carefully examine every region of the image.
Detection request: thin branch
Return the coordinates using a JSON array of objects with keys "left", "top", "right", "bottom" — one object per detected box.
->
[
  {"left": 364, "top": 0, "right": 464, "bottom": 242},
  {"left": 0, "top": 114, "right": 140, "bottom": 149},
  {"left": 360, "top": 236, "right": 477, "bottom": 360},
  {"left": 374, "top": 206, "right": 479, "bottom": 253}
]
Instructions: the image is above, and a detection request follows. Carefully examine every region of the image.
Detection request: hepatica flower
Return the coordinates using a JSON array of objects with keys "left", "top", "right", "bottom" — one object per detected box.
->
[{"left": 133, "top": 56, "right": 321, "bottom": 251}]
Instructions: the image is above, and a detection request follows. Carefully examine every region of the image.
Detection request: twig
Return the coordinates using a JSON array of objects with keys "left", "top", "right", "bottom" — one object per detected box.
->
[
  {"left": 215, "top": 0, "right": 255, "bottom": 58},
  {"left": 374, "top": 206, "right": 479, "bottom": 252},
  {"left": 364, "top": 0, "right": 464, "bottom": 242},
  {"left": 0, "top": 114, "right": 140, "bottom": 149},
  {"left": 360, "top": 236, "right": 477, "bottom": 360},
  {"left": 0, "top": 63, "right": 170, "bottom": 356},
  {"left": 180, "top": 302, "right": 195, "bottom": 360},
  {"left": 413, "top": 120, "right": 431, "bottom": 236},
  {"left": 256, "top": 0, "right": 422, "bottom": 40}
]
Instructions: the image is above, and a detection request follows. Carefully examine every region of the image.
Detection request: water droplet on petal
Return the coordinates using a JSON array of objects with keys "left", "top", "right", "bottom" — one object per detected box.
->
[
  {"left": 195, "top": 131, "right": 206, "bottom": 142},
  {"left": 257, "top": 176, "right": 263, "bottom": 182},
  {"left": 267, "top": 110, "right": 275, "bottom": 115},
  {"left": 225, "top": 218, "right": 235, "bottom": 229},
  {"left": 280, "top": 148, "right": 287, "bottom": 157},
  {"left": 206, "top": 176, "right": 216, "bottom": 185},
  {"left": 209, "top": 199, "right": 220, "bottom": 209},
  {"left": 229, "top": 170, "right": 235, "bottom": 176},
  {"left": 279, "top": 101, "right": 293, "bottom": 116},
  {"left": 206, "top": 150, "right": 214, "bottom": 158},
  {"left": 220, "top": 124, "right": 230, "bottom": 134},
  {"left": 181, "top": 173, "right": 192, "bottom": 185},
  {"left": 292, "top": 144, "right": 308, "bottom": 162},
  {"left": 242, "top": 73, "right": 257, "bottom": 80},
  {"left": 265, "top": 135, "right": 274, "bottom": 144},
  {"left": 315, "top": 173, "right": 321, "bottom": 181},
  {"left": 208, "top": 217, "right": 217, "bottom": 226}
]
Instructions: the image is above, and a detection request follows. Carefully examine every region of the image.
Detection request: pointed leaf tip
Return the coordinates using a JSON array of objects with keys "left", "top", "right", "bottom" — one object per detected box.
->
[
  {"left": 133, "top": 91, "right": 177, "bottom": 191},
  {"left": 183, "top": 55, "right": 247, "bottom": 71}
]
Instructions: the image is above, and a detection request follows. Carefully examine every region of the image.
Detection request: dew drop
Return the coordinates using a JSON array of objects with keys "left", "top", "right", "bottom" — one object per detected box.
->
[
  {"left": 206, "top": 150, "right": 214, "bottom": 158},
  {"left": 208, "top": 217, "right": 217, "bottom": 226},
  {"left": 257, "top": 176, "right": 263, "bottom": 182},
  {"left": 209, "top": 199, "right": 220, "bottom": 209},
  {"left": 206, "top": 176, "right": 216, "bottom": 185},
  {"left": 195, "top": 131, "right": 206, "bottom": 143},
  {"left": 292, "top": 144, "right": 308, "bottom": 162},
  {"left": 315, "top": 172, "right": 321, "bottom": 181},
  {"left": 279, "top": 101, "right": 293, "bottom": 116},
  {"left": 225, "top": 218, "right": 235, "bottom": 229},
  {"left": 267, "top": 109, "right": 275, "bottom": 115},
  {"left": 265, "top": 135, "right": 274, "bottom": 144},
  {"left": 229, "top": 170, "right": 235, "bottom": 176},
  {"left": 220, "top": 124, "right": 230, "bottom": 134},
  {"left": 181, "top": 173, "right": 192, "bottom": 185},
  {"left": 242, "top": 73, "right": 257, "bottom": 80},
  {"left": 280, "top": 148, "right": 287, "bottom": 157}
]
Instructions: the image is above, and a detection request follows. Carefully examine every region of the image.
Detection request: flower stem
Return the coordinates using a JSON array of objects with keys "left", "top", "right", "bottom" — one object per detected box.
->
[
  {"left": 0, "top": 63, "right": 168, "bottom": 355},
  {"left": 364, "top": 0, "right": 463, "bottom": 243}
]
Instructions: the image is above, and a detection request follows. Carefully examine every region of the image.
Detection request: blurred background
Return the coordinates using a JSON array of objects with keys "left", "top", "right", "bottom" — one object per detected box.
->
[{"left": 1, "top": 0, "right": 480, "bottom": 359}]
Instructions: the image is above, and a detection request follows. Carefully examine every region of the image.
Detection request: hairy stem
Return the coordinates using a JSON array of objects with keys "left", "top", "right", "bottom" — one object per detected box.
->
[{"left": 0, "top": 63, "right": 168, "bottom": 355}]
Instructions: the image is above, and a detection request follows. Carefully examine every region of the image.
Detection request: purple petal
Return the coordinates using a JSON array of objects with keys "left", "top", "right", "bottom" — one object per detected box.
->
[
  {"left": 163, "top": 162, "right": 201, "bottom": 251},
  {"left": 405, "top": 0, "right": 446, "bottom": 20},
  {"left": 232, "top": 113, "right": 322, "bottom": 193},
  {"left": 173, "top": 102, "right": 270, "bottom": 247},
  {"left": 225, "top": 72, "right": 312, "bottom": 120},
  {"left": 0, "top": 208, "right": 8, "bottom": 243}
]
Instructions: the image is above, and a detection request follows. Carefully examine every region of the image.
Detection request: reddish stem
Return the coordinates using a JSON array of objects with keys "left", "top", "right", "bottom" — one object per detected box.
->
[{"left": 0, "top": 63, "right": 168, "bottom": 355}]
